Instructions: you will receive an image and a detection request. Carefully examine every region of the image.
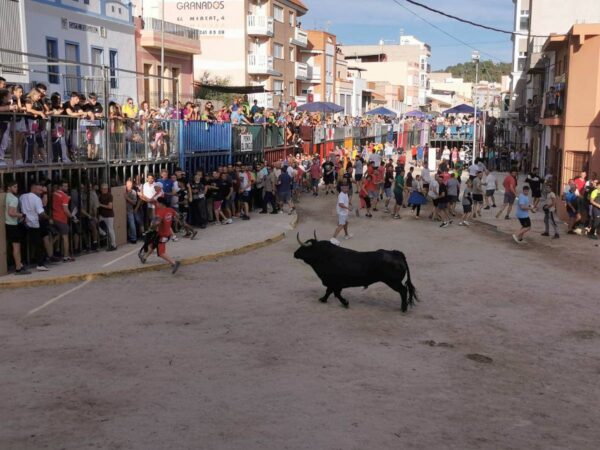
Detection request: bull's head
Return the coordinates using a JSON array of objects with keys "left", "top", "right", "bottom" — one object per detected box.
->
[{"left": 293, "top": 231, "right": 319, "bottom": 262}]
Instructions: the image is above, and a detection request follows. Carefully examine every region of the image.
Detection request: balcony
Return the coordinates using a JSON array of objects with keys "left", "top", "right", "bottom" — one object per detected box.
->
[
  {"left": 295, "top": 62, "right": 308, "bottom": 80},
  {"left": 290, "top": 27, "right": 308, "bottom": 47},
  {"left": 247, "top": 15, "right": 274, "bottom": 37},
  {"left": 140, "top": 17, "right": 201, "bottom": 54},
  {"left": 306, "top": 64, "right": 321, "bottom": 83},
  {"left": 248, "top": 54, "right": 279, "bottom": 75},
  {"left": 540, "top": 88, "right": 565, "bottom": 126}
]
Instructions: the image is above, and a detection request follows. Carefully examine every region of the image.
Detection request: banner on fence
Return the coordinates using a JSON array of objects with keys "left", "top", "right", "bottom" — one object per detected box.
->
[
  {"left": 240, "top": 133, "right": 253, "bottom": 152},
  {"left": 313, "top": 126, "right": 325, "bottom": 144}
]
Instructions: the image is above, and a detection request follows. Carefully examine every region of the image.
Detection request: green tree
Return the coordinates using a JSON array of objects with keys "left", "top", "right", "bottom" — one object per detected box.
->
[
  {"left": 194, "top": 71, "right": 235, "bottom": 105},
  {"left": 435, "top": 60, "right": 511, "bottom": 83}
]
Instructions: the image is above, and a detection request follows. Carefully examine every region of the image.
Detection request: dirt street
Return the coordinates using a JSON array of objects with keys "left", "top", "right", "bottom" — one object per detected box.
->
[{"left": 1, "top": 195, "right": 599, "bottom": 450}]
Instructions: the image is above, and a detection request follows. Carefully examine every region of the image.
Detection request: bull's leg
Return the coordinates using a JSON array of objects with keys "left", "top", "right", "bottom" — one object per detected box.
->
[
  {"left": 333, "top": 289, "right": 349, "bottom": 308},
  {"left": 399, "top": 285, "right": 409, "bottom": 313},
  {"left": 385, "top": 280, "right": 409, "bottom": 312},
  {"left": 319, "top": 287, "right": 333, "bottom": 303}
]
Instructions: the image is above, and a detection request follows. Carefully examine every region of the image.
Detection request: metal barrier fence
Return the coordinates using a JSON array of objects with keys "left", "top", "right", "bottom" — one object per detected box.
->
[{"left": 0, "top": 113, "right": 179, "bottom": 167}]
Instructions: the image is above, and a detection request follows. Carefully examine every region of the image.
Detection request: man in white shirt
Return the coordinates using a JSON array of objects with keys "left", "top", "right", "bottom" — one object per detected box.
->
[
  {"left": 483, "top": 170, "right": 498, "bottom": 209},
  {"left": 330, "top": 183, "right": 353, "bottom": 245},
  {"left": 141, "top": 174, "right": 157, "bottom": 227},
  {"left": 20, "top": 183, "right": 51, "bottom": 271},
  {"left": 384, "top": 142, "right": 394, "bottom": 160},
  {"left": 369, "top": 150, "right": 382, "bottom": 168},
  {"left": 468, "top": 159, "right": 480, "bottom": 181}
]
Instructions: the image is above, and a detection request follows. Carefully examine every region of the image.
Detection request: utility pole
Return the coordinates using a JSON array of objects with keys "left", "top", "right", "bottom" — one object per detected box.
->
[
  {"left": 472, "top": 51, "right": 480, "bottom": 157},
  {"left": 160, "top": 0, "right": 165, "bottom": 100}
]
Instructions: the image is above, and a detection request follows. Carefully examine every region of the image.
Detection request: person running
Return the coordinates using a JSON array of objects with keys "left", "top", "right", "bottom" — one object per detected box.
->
[
  {"left": 483, "top": 170, "right": 498, "bottom": 209},
  {"left": 358, "top": 175, "right": 373, "bottom": 218},
  {"left": 408, "top": 174, "right": 426, "bottom": 219},
  {"left": 513, "top": 186, "right": 533, "bottom": 244},
  {"left": 392, "top": 167, "right": 405, "bottom": 219},
  {"left": 383, "top": 165, "right": 395, "bottom": 213},
  {"left": 459, "top": 179, "right": 473, "bottom": 226},
  {"left": 437, "top": 176, "right": 452, "bottom": 228},
  {"left": 322, "top": 158, "right": 335, "bottom": 195},
  {"left": 541, "top": 183, "right": 559, "bottom": 239},
  {"left": 526, "top": 168, "right": 543, "bottom": 212},
  {"left": 330, "top": 183, "right": 353, "bottom": 245},
  {"left": 446, "top": 172, "right": 459, "bottom": 216},
  {"left": 496, "top": 170, "right": 518, "bottom": 220},
  {"left": 472, "top": 171, "right": 485, "bottom": 218},
  {"left": 139, "top": 196, "right": 181, "bottom": 273}
]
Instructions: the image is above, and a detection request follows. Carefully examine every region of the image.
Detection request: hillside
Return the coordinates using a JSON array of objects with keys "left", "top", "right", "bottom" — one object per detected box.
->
[{"left": 436, "top": 60, "right": 512, "bottom": 83}]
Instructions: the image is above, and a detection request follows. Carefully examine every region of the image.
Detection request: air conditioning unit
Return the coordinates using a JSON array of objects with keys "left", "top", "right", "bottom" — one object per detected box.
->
[{"left": 100, "top": 27, "right": 107, "bottom": 38}]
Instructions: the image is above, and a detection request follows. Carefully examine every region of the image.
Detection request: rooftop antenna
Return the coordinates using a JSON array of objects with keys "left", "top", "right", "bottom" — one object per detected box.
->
[{"left": 325, "top": 20, "right": 332, "bottom": 32}]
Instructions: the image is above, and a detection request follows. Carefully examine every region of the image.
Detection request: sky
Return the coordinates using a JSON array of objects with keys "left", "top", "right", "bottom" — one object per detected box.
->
[{"left": 301, "top": 0, "right": 514, "bottom": 70}]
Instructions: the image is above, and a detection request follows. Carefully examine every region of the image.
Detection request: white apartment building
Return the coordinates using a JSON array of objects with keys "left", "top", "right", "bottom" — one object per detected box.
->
[
  {"left": 141, "top": 0, "right": 309, "bottom": 109},
  {"left": 342, "top": 35, "right": 431, "bottom": 110},
  {"left": 0, "top": 0, "right": 137, "bottom": 102}
]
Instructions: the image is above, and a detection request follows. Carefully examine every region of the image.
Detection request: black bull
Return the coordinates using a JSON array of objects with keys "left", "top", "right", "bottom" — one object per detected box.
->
[{"left": 294, "top": 233, "right": 418, "bottom": 312}]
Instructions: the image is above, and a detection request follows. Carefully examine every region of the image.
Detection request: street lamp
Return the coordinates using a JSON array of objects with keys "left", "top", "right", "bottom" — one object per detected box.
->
[{"left": 472, "top": 51, "right": 480, "bottom": 157}]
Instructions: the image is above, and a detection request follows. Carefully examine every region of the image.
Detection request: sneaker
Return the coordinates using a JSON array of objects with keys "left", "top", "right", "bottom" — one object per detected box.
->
[
  {"left": 440, "top": 222, "right": 449, "bottom": 228},
  {"left": 464, "top": 221, "right": 471, "bottom": 226},
  {"left": 15, "top": 267, "right": 31, "bottom": 275},
  {"left": 393, "top": 215, "right": 401, "bottom": 219},
  {"left": 171, "top": 236, "right": 179, "bottom": 242},
  {"left": 366, "top": 213, "right": 372, "bottom": 218},
  {"left": 553, "top": 234, "right": 560, "bottom": 239},
  {"left": 36, "top": 265, "right": 49, "bottom": 272},
  {"left": 384, "top": 208, "right": 390, "bottom": 213},
  {"left": 242, "top": 215, "right": 250, "bottom": 221},
  {"left": 458, "top": 221, "right": 465, "bottom": 226},
  {"left": 512, "top": 234, "right": 523, "bottom": 244},
  {"left": 107, "top": 246, "right": 118, "bottom": 252},
  {"left": 343, "top": 234, "right": 353, "bottom": 240},
  {"left": 541, "top": 232, "right": 550, "bottom": 236},
  {"left": 505, "top": 215, "right": 510, "bottom": 220},
  {"left": 269, "top": 211, "right": 278, "bottom": 215},
  {"left": 190, "top": 231, "right": 198, "bottom": 240},
  {"left": 171, "top": 261, "right": 181, "bottom": 274},
  {"left": 226, "top": 218, "right": 233, "bottom": 224},
  {"left": 62, "top": 257, "right": 75, "bottom": 262},
  {"left": 484, "top": 206, "right": 490, "bottom": 210},
  {"left": 492, "top": 204, "right": 497, "bottom": 208},
  {"left": 138, "top": 250, "right": 147, "bottom": 264},
  {"left": 49, "top": 256, "right": 61, "bottom": 263},
  {"left": 259, "top": 211, "right": 268, "bottom": 214},
  {"left": 330, "top": 237, "right": 341, "bottom": 246}
]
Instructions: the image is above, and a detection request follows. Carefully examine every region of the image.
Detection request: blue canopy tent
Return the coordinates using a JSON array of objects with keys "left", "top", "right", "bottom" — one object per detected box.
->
[
  {"left": 442, "top": 103, "right": 480, "bottom": 116},
  {"left": 297, "top": 101, "right": 344, "bottom": 113},
  {"left": 365, "top": 106, "right": 397, "bottom": 118},
  {"left": 404, "top": 110, "right": 426, "bottom": 119}
]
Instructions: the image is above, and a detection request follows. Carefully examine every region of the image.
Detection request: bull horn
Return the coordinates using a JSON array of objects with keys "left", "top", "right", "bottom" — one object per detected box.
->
[
  {"left": 297, "top": 233, "right": 310, "bottom": 247},
  {"left": 313, "top": 230, "right": 318, "bottom": 241}
]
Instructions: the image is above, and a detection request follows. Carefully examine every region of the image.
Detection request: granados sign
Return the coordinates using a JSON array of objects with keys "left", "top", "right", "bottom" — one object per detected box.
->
[
  {"left": 167, "top": 0, "right": 242, "bottom": 38},
  {"left": 176, "top": 1, "right": 225, "bottom": 9}
]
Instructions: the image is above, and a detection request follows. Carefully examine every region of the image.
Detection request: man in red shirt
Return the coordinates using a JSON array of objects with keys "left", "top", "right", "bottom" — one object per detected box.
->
[
  {"left": 139, "top": 197, "right": 180, "bottom": 273},
  {"left": 309, "top": 156, "right": 322, "bottom": 196},
  {"left": 496, "top": 170, "right": 518, "bottom": 220},
  {"left": 52, "top": 181, "right": 77, "bottom": 262},
  {"left": 574, "top": 171, "right": 586, "bottom": 194}
]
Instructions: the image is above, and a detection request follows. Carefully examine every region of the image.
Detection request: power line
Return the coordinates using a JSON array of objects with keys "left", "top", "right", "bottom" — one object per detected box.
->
[
  {"left": 404, "top": 0, "right": 560, "bottom": 38},
  {"left": 389, "top": 0, "right": 506, "bottom": 63}
]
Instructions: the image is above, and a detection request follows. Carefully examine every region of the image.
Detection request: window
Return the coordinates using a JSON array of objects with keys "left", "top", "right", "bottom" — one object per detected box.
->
[
  {"left": 46, "top": 38, "right": 59, "bottom": 84},
  {"left": 289, "top": 81, "right": 294, "bottom": 97},
  {"left": 517, "top": 51, "right": 527, "bottom": 71},
  {"left": 109, "top": 49, "right": 118, "bottom": 89},
  {"left": 274, "top": 5, "right": 284, "bottom": 22},
  {"left": 274, "top": 43, "right": 284, "bottom": 59},
  {"left": 273, "top": 80, "right": 283, "bottom": 94},
  {"left": 289, "top": 11, "right": 295, "bottom": 27},
  {"left": 519, "top": 16, "right": 529, "bottom": 31}
]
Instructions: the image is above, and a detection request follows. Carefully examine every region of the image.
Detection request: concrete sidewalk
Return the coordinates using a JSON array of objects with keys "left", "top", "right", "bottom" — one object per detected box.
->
[
  {"left": 0, "top": 212, "right": 298, "bottom": 289},
  {"left": 469, "top": 176, "right": 598, "bottom": 253}
]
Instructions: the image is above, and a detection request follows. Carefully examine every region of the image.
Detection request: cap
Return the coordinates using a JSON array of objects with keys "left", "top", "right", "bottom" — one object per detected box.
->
[{"left": 154, "top": 182, "right": 163, "bottom": 190}]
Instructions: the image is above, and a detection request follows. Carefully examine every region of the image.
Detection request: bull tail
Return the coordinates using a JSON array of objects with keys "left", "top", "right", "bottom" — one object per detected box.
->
[{"left": 398, "top": 252, "right": 418, "bottom": 308}]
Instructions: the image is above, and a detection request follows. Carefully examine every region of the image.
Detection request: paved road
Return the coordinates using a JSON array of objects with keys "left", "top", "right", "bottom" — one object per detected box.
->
[{"left": 1, "top": 194, "right": 598, "bottom": 450}]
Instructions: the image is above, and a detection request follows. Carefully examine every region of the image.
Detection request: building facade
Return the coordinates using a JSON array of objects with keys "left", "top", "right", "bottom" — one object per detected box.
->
[
  {"left": 508, "top": 0, "right": 600, "bottom": 172},
  {"left": 342, "top": 36, "right": 431, "bottom": 109},
  {"left": 298, "top": 30, "right": 336, "bottom": 104},
  {"left": 141, "top": 0, "right": 308, "bottom": 110},
  {"left": 133, "top": 16, "right": 199, "bottom": 106},
  {"left": 539, "top": 24, "right": 600, "bottom": 186},
  {"left": 0, "top": 0, "right": 137, "bottom": 103}
]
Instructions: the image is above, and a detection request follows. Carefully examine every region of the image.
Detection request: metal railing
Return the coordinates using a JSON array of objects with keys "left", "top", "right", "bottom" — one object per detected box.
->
[
  {"left": 0, "top": 113, "right": 179, "bottom": 167},
  {"left": 142, "top": 16, "right": 201, "bottom": 40}
]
